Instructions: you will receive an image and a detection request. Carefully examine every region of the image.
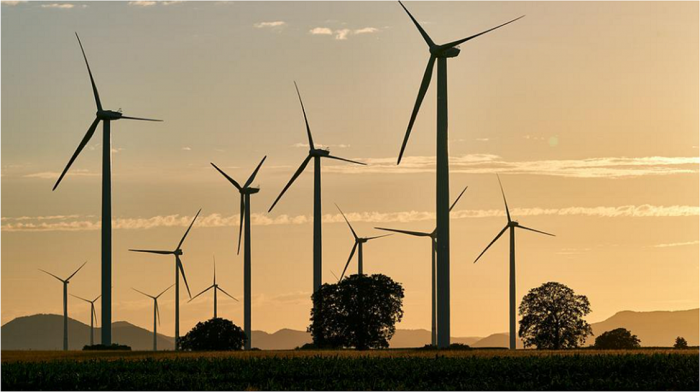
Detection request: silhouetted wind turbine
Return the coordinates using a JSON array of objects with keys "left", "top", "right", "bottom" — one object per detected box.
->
[
  {"left": 52, "top": 33, "right": 162, "bottom": 346},
  {"left": 211, "top": 157, "right": 265, "bottom": 350},
  {"left": 70, "top": 293, "right": 100, "bottom": 346},
  {"left": 39, "top": 261, "right": 87, "bottom": 350},
  {"left": 376, "top": 185, "right": 467, "bottom": 346},
  {"left": 129, "top": 209, "right": 200, "bottom": 350},
  {"left": 189, "top": 256, "right": 238, "bottom": 319},
  {"left": 133, "top": 284, "right": 174, "bottom": 351},
  {"left": 474, "top": 176, "right": 554, "bottom": 350},
  {"left": 336, "top": 204, "right": 392, "bottom": 280},
  {"left": 396, "top": 1, "right": 523, "bottom": 348},
  {"left": 268, "top": 82, "right": 365, "bottom": 295}
]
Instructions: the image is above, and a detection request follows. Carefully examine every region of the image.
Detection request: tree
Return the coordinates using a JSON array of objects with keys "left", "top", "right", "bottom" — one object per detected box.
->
[
  {"left": 179, "top": 318, "right": 246, "bottom": 351},
  {"left": 518, "top": 282, "right": 593, "bottom": 349},
  {"left": 674, "top": 336, "right": 688, "bottom": 349},
  {"left": 594, "top": 328, "right": 640, "bottom": 349},
  {"left": 309, "top": 274, "right": 404, "bottom": 350}
]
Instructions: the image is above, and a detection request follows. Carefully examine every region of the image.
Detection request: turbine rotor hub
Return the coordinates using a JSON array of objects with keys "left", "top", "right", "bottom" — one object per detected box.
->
[{"left": 97, "top": 110, "right": 123, "bottom": 120}]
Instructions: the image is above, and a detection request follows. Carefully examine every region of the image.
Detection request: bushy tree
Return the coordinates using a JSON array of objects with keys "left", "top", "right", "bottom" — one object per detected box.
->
[
  {"left": 180, "top": 318, "right": 246, "bottom": 351},
  {"left": 674, "top": 336, "right": 688, "bottom": 349},
  {"left": 309, "top": 274, "right": 404, "bottom": 350},
  {"left": 594, "top": 328, "right": 641, "bottom": 349},
  {"left": 518, "top": 282, "right": 593, "bottom": 349}
]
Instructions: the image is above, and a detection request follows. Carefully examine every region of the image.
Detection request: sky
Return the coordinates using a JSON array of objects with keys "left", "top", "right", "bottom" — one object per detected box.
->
[{"left": 1, "top": 1, "right": 698, "bottom": 340}]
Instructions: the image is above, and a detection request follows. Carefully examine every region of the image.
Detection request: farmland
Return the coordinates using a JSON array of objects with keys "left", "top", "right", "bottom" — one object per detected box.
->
[{"left": 2, "top": 349, "right": 698, "bottom": 390}]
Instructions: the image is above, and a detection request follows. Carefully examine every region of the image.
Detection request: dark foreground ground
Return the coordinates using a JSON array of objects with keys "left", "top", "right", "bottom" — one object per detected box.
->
[{"left": 2, "top": 349, "right": 698, "bottom": 390}]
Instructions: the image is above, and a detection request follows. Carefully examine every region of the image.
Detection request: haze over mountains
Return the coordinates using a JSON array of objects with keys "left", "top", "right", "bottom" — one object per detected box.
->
[{"left": 2, "top": 309, "right": 697, "bottom": 350}]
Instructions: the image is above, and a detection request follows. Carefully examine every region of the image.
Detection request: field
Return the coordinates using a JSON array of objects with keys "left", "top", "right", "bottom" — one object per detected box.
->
[{"left": 2, "top": 349, "right": 698, "bottom": 390}]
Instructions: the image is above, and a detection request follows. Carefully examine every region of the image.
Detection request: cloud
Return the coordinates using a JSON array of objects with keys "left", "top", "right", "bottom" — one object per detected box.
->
[
  {"left": 1, "top": 1, "right": 24, "bottom": 5},
  {"left": 324, "top": 154, "right": 699, "bottom": 179},
  {"left": 23, "top": 169, "right": 96, "bottom": 180},
  {"left": 309, "top": 26, "right": 380, "bottom": 40},
  {"left": 41, "top": 3, "right": 74, "bottom": 8},
  {"left": 354, "top": 27, "right": 379, "bottom": 35},
  {"left": 475, "top": 138, "right": 490, "bottom": 142},
  {"left": 161, "top": 1, "right": 183, "bottom": 4},
  {"left": 652, "top": 240, "right": 700, "bottom": 248},
  {"left": 128, "top": 1, "right": 156, "bottom": 6},
  {"left": 182, "top": 147, "right": 192, "bottom": 151},
  {"left": 335, "top": 29, "right": 351, "bottom": 40},
  {"left": 254, "top": 21, "right": 286, "bottom": 28},
  {"left": 293, "top": 143, "right": 349, "bottom": 149},
  {"left": 309, "top": 27, "right": 333, "bottom": 35},
  {"left": 3, "top": 205, "right": 697, "bottom": 232}
]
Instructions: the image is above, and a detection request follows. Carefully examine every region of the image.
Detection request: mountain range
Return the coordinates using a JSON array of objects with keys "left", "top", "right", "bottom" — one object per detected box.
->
[{"left": 2, "top": 309, "right": 697, "bottom": 350}]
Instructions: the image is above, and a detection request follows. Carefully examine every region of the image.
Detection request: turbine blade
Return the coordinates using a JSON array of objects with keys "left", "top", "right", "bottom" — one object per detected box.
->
[
  {"left": 398, "top": 55, "right": 436, "bottom": 164},
  {"left": 238, "top": 196, "right": 245, "bottom": 255},
  {"left": 449, "top": 185, "right": 469, "bottom": 212},
  {"left": 339, "top": 242, "right": 358, "bottom": 281},
  {"left": 474, "top": 226, "right": 508, "bottom": 263},
  {"left": 70, "top": 294, "right": 91, "bottom": 303},
  {"left": 129, "top": 249, "right": 174, "bottom": 255},
  {"left": 517, "top": 225, "right": 555, "bottom": 237},
  {"left": 39, "top": 269, "right": 65, "bottom": 283},
  {"left": 243, "top": 155, "right": 267, "bottom": 189},
  {"left": 92, "top": 294, "right": 101, "bottom": 303},
  {"left": 375, "top": 227, "right": 432, "bottom": 237},
  {"left": 75, "top": 33, "right": 102, "bottom": 111},
  {"left": 120, "top": 116, "right": 163, "bottom": 122},
  {"left": 366, "top": 233, "right": 393, "bottom": 241},
  {"left": 53, "top": 117, "right": 100, "bottom": 191},
  {"left": 92, "top": 305, "right": 98, "bottom": 327},
  {"left": 177, "top": 209, "right": 201, "bottom": 250},
  {"left": 132, "top": 287, "right": 154, "bottom": 299},
  {"left": 213, "top": 255, "right": 216, "bottom": 285},
  {"left": 177, "top": 257, "right": 192, "bottom": 299},
  {"left": 188, "top": 285, "right": 214, "bottom": 303},
  {"left": 330, "top": 270, "right": 340, "bottom": 282},
  {"left": 440, "top": 15, "right": 525, "bottom": 50},
  {"left": 156, "top": 300, "right": 161, "bottom": 325},
  {"left": 325, "top": 155, "right": 366, "bottom": 166},
  {"left": 156, "top": 283, "right": 175, "bottom": 299},
  {"left": 294, "top": 81, "right": 314, "bottom": 150},
  {"left": 210, "top": 162, "right": 242, "bottom": 190},
  {"left": 497, "top": 175, "right": 511, "bottom": 223},
  {"left": 268, "top": 155, "right": 312, "bottom": 212},
  {"left": 398, "top": 1, "right": 435, "bottom": 47},
  {"left": 217, "top": 286, "right": 238, "bottom": 301},
  {"left": 335, "top": 204, "right": 358, "bottom": 240},
  {"left": 66, "top": 261, "right": 87, "bottom": 281}
]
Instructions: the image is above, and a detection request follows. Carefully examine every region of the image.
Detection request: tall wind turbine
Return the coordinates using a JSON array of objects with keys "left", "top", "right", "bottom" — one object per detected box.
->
[
  {"left": 376, "top": 185, "right": 467, "bottom": 346},
  {"left": 70, "top": 293, "right": 100, "bottom": 346},
  {"left": 39, "top": 261, "right": 87, "bottom": 350},
  {"left": 336, "top": 204, "right": 392, "bottom": 280},
  {"left": 396, "top": 1, "right": 523, "bottom": 348},
  {"left": 189, "top": 256, "right": 238, "bottom": 319},
  {"left": 133, "top": 284, "right": 173, "bottom": 351},
  {"left": 53, "top": 33, "right": 162, "bottom": 346},
  {"left": 211, "top": 157, "right": 265, "bottom": 350},
  {"left": 129, "top": 209, "right": 200, "bottom": 350},
  {"left": 473, "top": 176, "right": 554, "bottom": 350},
  {"left": 268, "top": 82, "right": 365, "bottom": 295}
]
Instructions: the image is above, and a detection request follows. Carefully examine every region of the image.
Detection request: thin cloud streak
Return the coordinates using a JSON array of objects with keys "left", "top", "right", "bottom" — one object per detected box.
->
[
  {"left": 3, "top": 205, "right": 697, "bottom": 232},
  {"left": 255, "top": 21, "right": 286, "bottom": 28},
  {"left": 652, "top": 240, "right": 700, "bottom": 248}
]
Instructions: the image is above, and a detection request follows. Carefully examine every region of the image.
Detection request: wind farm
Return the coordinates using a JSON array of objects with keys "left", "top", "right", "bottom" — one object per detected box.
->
[{"left": 1, "top": 1, "right": 698, "bottom": 391}]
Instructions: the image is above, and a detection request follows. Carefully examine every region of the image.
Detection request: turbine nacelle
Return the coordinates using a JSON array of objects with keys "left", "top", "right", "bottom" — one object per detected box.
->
[
  {"left": 431, "top": 46, "right": 461, "bottom": 58},
  {"left": 310, "top": 148, "right": 331, "bottom": 157},
  {"left": 174, "top": 249, "right": 183, "bottom": 256},
  {"left": 97, "top": 110, "right": 123, "bottom": 121},
  {"left": 240, "top": 187, "right": 260, "bottom": 195}
]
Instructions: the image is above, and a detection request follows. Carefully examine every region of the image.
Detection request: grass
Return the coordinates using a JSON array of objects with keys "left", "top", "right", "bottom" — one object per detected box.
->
[{"left": 2, "top": 349, "right": 698, "bottom": 390}]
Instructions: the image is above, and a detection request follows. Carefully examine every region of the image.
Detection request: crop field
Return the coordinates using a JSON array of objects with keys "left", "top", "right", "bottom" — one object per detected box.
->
[{"left": 2, "top": 349, "right": 698, "bottom": 390}]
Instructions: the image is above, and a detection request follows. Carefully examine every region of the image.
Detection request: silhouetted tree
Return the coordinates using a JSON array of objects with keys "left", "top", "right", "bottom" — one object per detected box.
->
[
  {"left": 179, "top": 318, "right": 246, "bottom": 351},
  {"left": 594, "top": 328, "right": 640, "bottom": 349},
  {"left": 309, "top": 274, "right": 404, "bottom": 350},
  {"left": 674, "top": 336, "right": 688, "bottom": 349},
  {"left": 518, "top": 282, "right": 593, "bottom": 349}
]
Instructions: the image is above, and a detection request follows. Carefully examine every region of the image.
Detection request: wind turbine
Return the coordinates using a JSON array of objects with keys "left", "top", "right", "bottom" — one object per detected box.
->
[
  {"left": 70, "top": 293, "right": 100, "bottom": 346},
  {"left": 189, "top": 256, "right": 238, "bottom": 319},
  {"left": 211, "top": 157, "right": 265, "bottom": 350},
  {"left": 52, "top": 33, "right": 162, "bottom": 346},
  {"left": 39, "top": 261, "right": 87, "bottom": 350},
  {"left": 133, "top": 284, "right": 174, "bottom": 351},
  {"left": 129, "top": 209, "right": 200, "bottom": 350},
  {"left": 396, "top": 1, "right": 523, "bottom": 348},
  {"left": 268, "top": 82, "right": 365, "bottom": 295},
  {"left": 376, "top": 185, "right": 467, "bottom": 346},
  {"left": 473, "top": 176, "right": 554, "bottom": 350},
  {"left": 336, "top": 204, "right": 392, "bottom": 280}
]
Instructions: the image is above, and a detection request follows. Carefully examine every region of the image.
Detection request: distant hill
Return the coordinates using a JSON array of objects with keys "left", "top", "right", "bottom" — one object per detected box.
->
[{"left": 3, "top": 309, "right": 697, "bottom": 350}]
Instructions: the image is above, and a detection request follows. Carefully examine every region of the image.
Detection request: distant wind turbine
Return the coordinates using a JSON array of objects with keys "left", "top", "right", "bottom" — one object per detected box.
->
[
  {"left": 70, "top": 293, "right": 100, "bottom": 346},
  {"left": 474, "top": 176, "right": 554, "bottom": 350},
  {"left": 189, "top": 256, "right": 238, "bottom": 319},
  {"left": 211, "top": 157, "right": 265, "bottom": 350},
  {"left": 396, "top": 0, "right": 523, "bottom": 347},
  {"left": 336, "top": 204, "right": 392, "bottom": 280},
  {"left": 53, "top": 33, "right": 162, "bottom": 346},
  {"left": 129, "top": 209, "right": 201, "bottom": 350},
  {"left": 133, "top": 284, "right": 174, "bottom": 351},
  {"left": 39, "top": 261, "right": 87, "bottom": 350},
  {"left": 268, "top": 82, "right": 365, "bottom": 295},
  {"left": 376, "top": 185, "right": 467, "bottom": 346}
]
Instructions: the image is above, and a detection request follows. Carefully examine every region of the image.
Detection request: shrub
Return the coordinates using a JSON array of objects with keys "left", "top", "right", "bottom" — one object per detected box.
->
[
  {"left": 179, "top": 317, "right": 246, "bottom": 351},
  {"left": 594, "top": 328, "right": 641, "bottom": 349}
]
